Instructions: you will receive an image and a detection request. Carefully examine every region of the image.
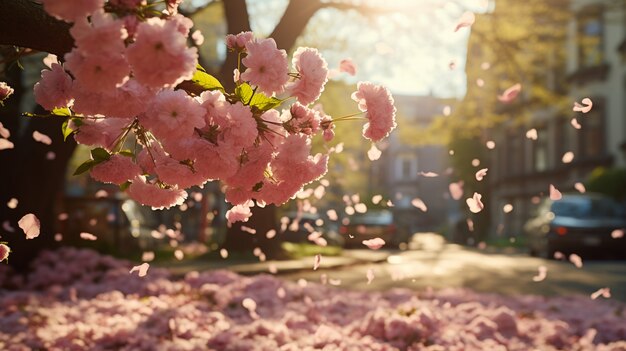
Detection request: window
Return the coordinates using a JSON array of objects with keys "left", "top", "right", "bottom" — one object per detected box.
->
[
  {"left": 395, "top": 154, "right": 416, "bottom": 181},
  {"left": 507, "top": 134, "right": 524, "bottom": 176},
  {"left": 578, "top": 8, "right": 604, "bottom": 67},
  {"left": 579, "top": 103, "right": 605, "bottom": 158}
]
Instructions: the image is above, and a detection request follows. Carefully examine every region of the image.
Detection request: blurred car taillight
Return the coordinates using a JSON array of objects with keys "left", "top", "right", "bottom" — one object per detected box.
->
[
  {"left": 554, "top": 226, "right": 568, "bottom": 236},
  {"left": 339, "top": 225, "right": 347, "bottom": 234}
]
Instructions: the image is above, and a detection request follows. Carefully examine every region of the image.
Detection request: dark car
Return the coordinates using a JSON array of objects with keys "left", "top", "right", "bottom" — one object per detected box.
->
[
  {"left": 524, "top": 193, "right": 626, "bottom": 258},
  {"left": 340, "top": 210, "right": 403, "bottom": 248}
]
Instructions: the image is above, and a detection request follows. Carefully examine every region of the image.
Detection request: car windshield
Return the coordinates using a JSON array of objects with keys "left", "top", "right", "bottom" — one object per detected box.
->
[
  {"left": 350, "top": 211, "right": 393, "bottom": 225},
  {"left": 551, "top": 197, "right": 625, "bottom": 219}
]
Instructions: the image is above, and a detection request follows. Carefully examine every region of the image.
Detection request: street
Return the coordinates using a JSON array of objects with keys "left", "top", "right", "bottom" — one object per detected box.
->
[{"left": 279, "top": 233, "right": 626, "bottom": 302}]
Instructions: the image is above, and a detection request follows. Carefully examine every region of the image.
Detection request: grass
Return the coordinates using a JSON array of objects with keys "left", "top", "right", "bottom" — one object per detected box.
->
[{"left": 281, "top": 242, "right": 343, "bottom": 259}]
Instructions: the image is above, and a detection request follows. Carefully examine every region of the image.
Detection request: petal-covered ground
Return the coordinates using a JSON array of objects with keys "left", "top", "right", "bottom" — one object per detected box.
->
[{"left": 1, "top": 248, "right": 625, "bottom": 350}]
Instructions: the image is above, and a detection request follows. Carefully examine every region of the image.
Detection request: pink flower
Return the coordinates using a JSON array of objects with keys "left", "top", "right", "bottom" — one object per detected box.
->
[
  {"left": 241, "top": 38, "right": 289, "bottom": 96},
  {"left": 153, "top": 153, "right": 209, "bottom": 188},
  {"left": 226, "top": 204, "right": 252, "bottom": 224},
  {"left": 41, "top": 0, "right": 104, "bottom": 22},
  {"left": 126, "top": 176, "right": 187, "bottom": 210},
  {"left": 219, "top": 102, "right": 258, "bottom": 149},
  {"left": 64, "top": 50, "right": 130, "bottom": 93},
  {"left": 339, "top": 58, "right": 357, "bottom": 76},
  {"left": 33, "top": 63, "right": 73, "bottom": 110},
  {"left": 70, "top": 11, "right": 127, "bottom": 55},
  {"left": 225, "top": 31, "right": 254, "bottom": 51},
  {"left": 0, "top": 243, "right": 10, "bottom": 262},
  {"left": 0, "top": 82, "right": 14, "bottom": 103},
  {"left": 139, "top": 89, "right": 205, "bottom": 141},
  {"left": 351, "top": 82, "right": 397, "bottom": 142},
  {"left": 288, "top": 47, "right": 328, "bottom": 105},
  {"left": 283, "top": 102, "right": 321, "bottom": 135},
  {"left": 73, "top": 118, "right": 133, "bottom": 150},
  {"left": 90, "top": 154, "right": 142, "bottom": 185},
  {"left": 126, "top": 17, "right": 197, "bottom": 88},
  {"left": 72, "top": 80, "right": 155, "bottom": 118}
]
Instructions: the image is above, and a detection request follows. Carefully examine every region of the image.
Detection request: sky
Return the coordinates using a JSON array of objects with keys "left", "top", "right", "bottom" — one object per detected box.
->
[{"left": 247, "top": 0, "right": 491, "bottom": 98}]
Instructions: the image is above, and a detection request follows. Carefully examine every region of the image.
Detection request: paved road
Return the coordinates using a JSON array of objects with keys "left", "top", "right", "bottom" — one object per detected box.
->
[{"left": 279, "top": 233, "right": 626, "bottom": 301}]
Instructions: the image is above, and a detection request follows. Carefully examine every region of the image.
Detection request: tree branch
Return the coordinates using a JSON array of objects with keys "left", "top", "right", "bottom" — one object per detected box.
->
[{"left": 0, "top": 0, "right": 73, "bottom": 57}]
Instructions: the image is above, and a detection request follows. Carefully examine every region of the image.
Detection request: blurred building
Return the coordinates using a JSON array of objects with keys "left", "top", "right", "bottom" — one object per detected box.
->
[
  {"left": 375, "top": 95, "right": 458, "bottom": 236},
  {"left": 482, "top": 0, "right": 626, "bottom": 238}
]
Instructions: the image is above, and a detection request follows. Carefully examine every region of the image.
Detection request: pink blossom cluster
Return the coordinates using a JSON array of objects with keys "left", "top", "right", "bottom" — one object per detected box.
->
[
  {"left": 31, "top": 3, "right": 397, "bottom": 219},
  {"left": 1, "top": 248, "right": 625, "bottom": 350}
]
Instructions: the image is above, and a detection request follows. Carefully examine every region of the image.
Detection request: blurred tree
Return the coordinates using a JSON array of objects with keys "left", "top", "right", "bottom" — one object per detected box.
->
[{"left": 585, "top": 167, "right": 626, "bottom": 202}]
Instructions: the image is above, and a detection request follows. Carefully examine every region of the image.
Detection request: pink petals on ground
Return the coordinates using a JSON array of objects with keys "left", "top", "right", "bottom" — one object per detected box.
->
[
  {"left": 454, "top": 11, "right": 475, "bottom": 32},
  {"left": 129, "top": 262, "right": 150, "bottom": 277},
  {"left": 611, "top": 229, "right": 624, "bottom": 239},
  {"left": 362, "top": 238, "right": 386, "bottom": 250},
  {"left": 18, "top": 213, "right": 41, "bottom": 240},
  {"left": 242, "top": 298, "right": 259, "bottom": 319},
  {"left": 573, "top": 98, "right": 593, "bottom": 113},
  {"left": 367, "top": 144, "right": 382, "bottom": 161},
  {"left": 569, "top": 254, "right": 583, "bottom": 268},
  {"left": 466, "top": 192, "right": 484, "bottom": 213},
  {"left": 313, "top": 254, "right": 321, "bottom": 270},
  {"left": 497, "top": 83, "right": 522, "bottom": 103},
  {"left": 590, "top": 287, "right": 611, "bottom": 300},
  {"left": 339, "top": 58, "right": 357, "bottom": 76},
  {"left": 549, "top": 184, "right": 562, "bottom": 201},
  {"left": 32, "top": 131, "right": 52, "bottom": 145},
  {"left": 532, "top": 266, "right": 548, "bottom": 282},
  {"left": 80, "top": 232, "right": 98, "bottom": 241},
  {"left": 475, "top": 168, "right": 488, "bottom": 181}
]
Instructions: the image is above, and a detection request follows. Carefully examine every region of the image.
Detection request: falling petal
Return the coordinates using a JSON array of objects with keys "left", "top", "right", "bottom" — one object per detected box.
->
[
  {"left": 526, "top": 128, "right": 538, "bottom": 140},
  {"left": 497, "top": 83, "right": 522, "bottom": 103},
  {"left": 269, "top": 263, "right": 278, "bottom": 274},
  {"left": 573, "top": 98, "right": 593, "bottom": 113},
  {"left": 532, "top": 265, "right": 548, "bottom": 282},
  {"left": 466, "top": 192, "right": 484, "bottom": 213},
  {"left": 467, "top": 218, "right": 474, "bottom": 232},
  {"left": 443, "top": 105, "right": 452, "bottom": 116},
  {"left": 503, "top": 204, "right": 514, "bottom": 213},
  {"left": 0, "top": 139, "right": 14, "bottom": 150},
  {"left": 18, "top": 213, "right": 40, "bottom": 240},
  {"left": 266, "top": 229, "right": 277, "bottom": 239},
  {"left": 32, "top": 131, "right": 52, "bottom": 145},
  {"left": 46, "top": 151, "right": 56, "bottom": 160},
  {"left": 454, "top": 11, "right": 475, "bottom": 32},
  {"left": 471, "top": 158, "right": 480, "bottom": 167},
  {"left": 549, "top": 184, "right": 562, "bottom": 201},
  {"left": 0, "top": 243, "right": 10, "bottom": 262},
  {"left": 174, "top": 249, "right": 184, "bottom": 260},
  {"left": 326, "top": 209, "right": 338, "bottom": 221},
  {"left": 142, "top": 251, "right": 155, "bottom": 262},
  {"left": 80, "top": 232, "right": 98, "bottom": 241},
  {"left": 420, "top": 171, "right": 439, "bottom": 177},
  {"left": 475, "top": 168, "right": 488, "bottom": 181},
  {"left": 569, "top": 253, "right": 583, "bottom": 268},
  {"left": 242, "top": 298, "right": 259, "bottom": 319},
  {"left": 129, "top": 262, "right": 149, "bottom": 277},
  {"left": 571, "top": 118, "right": 582, "bottom": 129},
  {"left": 367, "top": 144, "right": 382, "bottom": 161},
  {"left": 372, "top": 195, "right": 383, "bottom": 204},
  {"left": 7, "top": 198, "right": 18, "bottom": 209},
  {"left": 313, "top": 254, "right": 321, "bottom": 270},
  {"left": 362, "top": 238, "right": 386, "bottom": 250},
  {"left": 554, "top": 251, "right": 565, "bottom": 260},
  {"left": 562, "top": 151, "right": 574, "bottom": 164},
  {"left": 611, "top": 229, "right": 624, "bottom": 239},
  {"left": 339, "top": 58, "right": 357, "bottom": 76},
  {"left": 574, "top": 182, "right": 586, "bottom": 193},
  {"left": 590, "top": 287, "right": 611, "bottom": 300},
  {"left": 449, "top": 181, "right": 464, "bottom": 200},
  {"left": 486, "top": 141, "right": 496, "bottom": 149},
  {"left": 354, "top": 203, "right": 367, "bottom": 213},
  {"left": 329, "top": 278, "right": 341, "bottom": 286},
  {"left": 411, "top": 198, "right": 428, "bottom": 212},
  {"left": 95, "top": 190, "right": 108, "bottom": 198},
  {"left": 476, "top": 78, "right": 485, "bottom": 87},
  {"left": 366, "top": 269, "right": 375, "bottom": 284},
  {"left": 191, "top": 29, "right": 204, "bottom": 46},
  {"left": 220, "top": 248, "right": 228, "bottom": 259}
]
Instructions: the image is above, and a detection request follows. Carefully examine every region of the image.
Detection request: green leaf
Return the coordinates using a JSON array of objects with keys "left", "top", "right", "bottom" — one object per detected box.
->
[
  {"left": 90, "top": 147, "right": 110, "bottom": 162},
  {"left": 61, "top": 119, "right": 75, "bottom": 141},
  {"left": 235, "top": 83, "right": 282, "bottom": 111},
  {"left": 51, "top": 107, "right": 71, "bottom": 117},
  {"left": 118, "top": 149, "right": 134, "bottom": 157},
  {"left": 196, "top": 63, "right": 207, "bottom": 73},
  {"left": 191, "top": 69, "right": 224, "bottom": 92},
  {"left": 73, "top": 159, "right": 96, "bottom": 176},
  {"left": 119, "top": 181, "right": 131, "bottom": 191}
]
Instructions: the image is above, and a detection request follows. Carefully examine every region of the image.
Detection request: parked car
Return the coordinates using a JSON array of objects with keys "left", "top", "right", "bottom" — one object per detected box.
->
[
  {"left": 524, "top": 193, "right": 626, "bottom": 258},
  {"left": 340, "top": 210, "right": 405, "bottom": 248}
]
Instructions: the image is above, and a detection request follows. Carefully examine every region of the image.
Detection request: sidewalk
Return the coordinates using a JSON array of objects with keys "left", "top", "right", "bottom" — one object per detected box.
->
[{"left": 160, "top": 249, "right": 392, "bottom": 277}]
